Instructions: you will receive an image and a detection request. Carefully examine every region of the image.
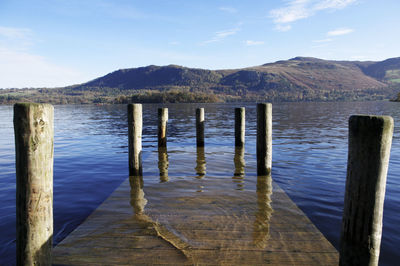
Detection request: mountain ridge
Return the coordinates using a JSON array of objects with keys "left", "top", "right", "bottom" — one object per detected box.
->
[
  {"left": 75, "top": 56, "right": 393, "bottom": 92},
  {"left": 2, "top": 56, "right": 400, "bottom": 104}
]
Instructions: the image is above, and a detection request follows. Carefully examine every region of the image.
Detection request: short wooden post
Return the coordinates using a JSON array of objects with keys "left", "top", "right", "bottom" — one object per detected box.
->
[
  {"left": 257, "top": 103, "right": 272, "bottom": 176},
  {"left": 340, "top": 115, "right": 394, "bottom": 266},
  {"left": 235, "top": 107, "right": 245, "bottom": 147},
  {"left": 14, "top": 103, "right": 54, "bottom": 266},
  {"left": 196, "top": 108, "right": 205, "bottom": 147},
  {"left": 128, "top": 104, "right": 143, "bottom": 176},
  {"left": 158, "top": 108, "right": 168, "bottom": 148}
]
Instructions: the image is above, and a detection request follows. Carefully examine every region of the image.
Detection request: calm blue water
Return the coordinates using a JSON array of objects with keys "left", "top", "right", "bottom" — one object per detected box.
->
[{"left": 0, "top": 102, "right": 399, "bottom": 265}]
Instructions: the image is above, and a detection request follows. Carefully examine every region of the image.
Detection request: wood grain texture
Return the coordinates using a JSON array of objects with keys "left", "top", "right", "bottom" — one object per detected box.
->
[
  {"left": 53, "top": 174, "right": 338, "bottom": 265},
  {"left": 14, "top": 103, "right": 54, "bottom": 266},
  {"left": 340, "top": 115, "right": 393, "bottom": 266}
]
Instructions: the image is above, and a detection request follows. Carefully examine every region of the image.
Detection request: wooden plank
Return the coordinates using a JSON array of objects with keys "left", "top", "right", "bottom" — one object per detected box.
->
[{"left": 53, "top": 175, "right": 338, "bottom": 265}]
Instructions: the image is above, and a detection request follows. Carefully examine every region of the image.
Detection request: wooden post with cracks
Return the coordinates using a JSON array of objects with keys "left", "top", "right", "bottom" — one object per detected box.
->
[
  {"left": 14, "top": 103, "right": 54, "bottom": 266},
  {"left": 340, "top": 115, "right": 394, "bottom": 266}
]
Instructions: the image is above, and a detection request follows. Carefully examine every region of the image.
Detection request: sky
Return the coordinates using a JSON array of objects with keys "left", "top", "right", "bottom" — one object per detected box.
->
[{"left": 0, "top": 0, "right": 399, "bottom": 88}]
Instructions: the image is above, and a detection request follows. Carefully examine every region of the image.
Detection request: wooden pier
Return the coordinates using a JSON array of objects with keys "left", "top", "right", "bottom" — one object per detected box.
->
[
  {"left": 16, "top": 103, "right": 392, "bottom": 265},
  {"left": 52, "top": 174, "right": 338, "bottom": 265}
]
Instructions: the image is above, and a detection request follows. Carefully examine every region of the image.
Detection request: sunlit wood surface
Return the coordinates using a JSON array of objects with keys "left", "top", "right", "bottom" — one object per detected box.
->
[{"left": 53, "top": 175, "right": 338, "bottom": 265}]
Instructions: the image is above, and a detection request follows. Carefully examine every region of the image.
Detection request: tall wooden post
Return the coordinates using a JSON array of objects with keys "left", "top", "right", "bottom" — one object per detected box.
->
[
  {"left": 196, "top": 108, "right": 205, "bottom": 147},
  {"left": 340, "top": 115, "right": 393, "bottom": 266},
  {"left": 14, "top": 103, "right": 54, "bottom": 266},
  {"left": 128, "top": 104, "right": 143, "bottom": 176},
  {"left": 257, "top": 103, "right": 272, "bottom": 176},
  {"left": 235, "top": 107, "right": 245, "bottom": 147},
  {"left": 158, "top": 108, "right": 168, "bottom": 148}
]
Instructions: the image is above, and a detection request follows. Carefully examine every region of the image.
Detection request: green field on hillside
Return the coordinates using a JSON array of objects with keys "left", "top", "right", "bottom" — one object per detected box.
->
[{"left": 385, "top": 69, "right": 400, "bottom": 83}]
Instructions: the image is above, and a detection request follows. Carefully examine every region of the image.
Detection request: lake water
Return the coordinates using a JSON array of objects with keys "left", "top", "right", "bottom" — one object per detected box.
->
[{"left": 0, "top": 102, "right": 399, "bottom": 265}]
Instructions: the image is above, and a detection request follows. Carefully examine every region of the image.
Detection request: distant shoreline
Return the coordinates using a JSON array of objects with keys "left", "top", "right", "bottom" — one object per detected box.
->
[{"left": 0, "top": 87, "right": 396, "bottom": 105}]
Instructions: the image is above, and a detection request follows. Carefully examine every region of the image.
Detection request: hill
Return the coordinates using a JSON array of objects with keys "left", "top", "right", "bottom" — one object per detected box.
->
[
  {"left": 359, "top": 57, "right": 400, "bottom": 83},
  {"left": 77, "top": 57, "right": 389, "bottom": 93},
  {"left": 1, "top": 57, "right": 400, "bottom": 104}
]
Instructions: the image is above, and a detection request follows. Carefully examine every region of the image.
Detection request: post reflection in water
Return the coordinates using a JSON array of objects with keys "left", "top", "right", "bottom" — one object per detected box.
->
[
  {"left": 195, "top": 147, "right": 206, "bottom": 179},
  {"left": 129, "top": 175, "right": 148, "bottom": 215},
  {"left": 253, "top": 174, "right": 274, "bottom": 248},
  {"left": 232, "top": 147, "right": 245, "bottom": 190},
  {"left": 158, "top": 147, "right": 169, "bottom": 182}
]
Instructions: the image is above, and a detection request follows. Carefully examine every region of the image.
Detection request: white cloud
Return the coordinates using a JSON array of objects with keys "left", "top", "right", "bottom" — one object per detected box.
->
[
  {"left": 0, "top": 26, "right": 34, "bottom": 51},
  {"left": 0, "top": 25, "right": 87, "bottom": 88},
  {"left": 201, "top": 27, "right": 240, "bottom": 45},
  {"left": 350, "top": 55, "right": 368, "bottom": 60},
  {"left": 219, "top": 7, "right": 238, "bottom": 14},
  {"left": 216, "top": 29, "right": 237, "bottom": 38},
  {"left": 327, "top": 27, "right": 354, "bottom": 36},
  {"left": 0, "top": 26, "right": 32, "bottom": 39},
  {"left": 0, "top": 46, "right": 87, "bottom": 88},
  {"left": 245, "top": 40, "right": 265, "bottom": 46},
  {"left": 314, "top": 0, "right": 357, "bottom": 10},
  {"left": 270, "top": 0, "right": 356, "bottom": 31},
  {"left": 313, "top": 38, "right": 333, "bottom": 42},
  {"left": 275, "top": 24, "right": 292, "bottom": 32},
  {"left": 270, "top": 0, "right": 311, "bottom": 24}
]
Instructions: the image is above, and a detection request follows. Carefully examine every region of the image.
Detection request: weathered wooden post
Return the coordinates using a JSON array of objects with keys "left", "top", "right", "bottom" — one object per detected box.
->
[
  {"left": 235, "top": 107, "right": 245, "bottom": 147},
  {"left": 128, "top": 104, "right": 143, "bottom": 176},
  {"left": 340, "top": 115, "right": 394, "bottom": 266},
  {"left": 196, "top": 108, "right": 205, "bottom": 147},
  {"left": 257, "top": 103, "right": 272, "bottom": 176},
  {"left": 14, "top": 103, "right": 54, "bottom": 266},
  {"left": 158, "top": 108, "right": 168, "bottom": 148}
]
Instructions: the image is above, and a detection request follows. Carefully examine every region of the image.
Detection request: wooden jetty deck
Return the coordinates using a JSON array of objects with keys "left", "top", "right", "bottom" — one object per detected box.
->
[
  {"left": 15, "top": 104, "right": 390, "bottom": 265},
  {"left": 53, "top": 173, "right": 338, "bottom": 265}
]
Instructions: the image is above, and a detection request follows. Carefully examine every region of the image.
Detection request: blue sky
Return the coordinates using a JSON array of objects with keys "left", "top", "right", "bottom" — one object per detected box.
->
[{"left": 0, "top": 0, "right": 399, "bottom": 88}]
